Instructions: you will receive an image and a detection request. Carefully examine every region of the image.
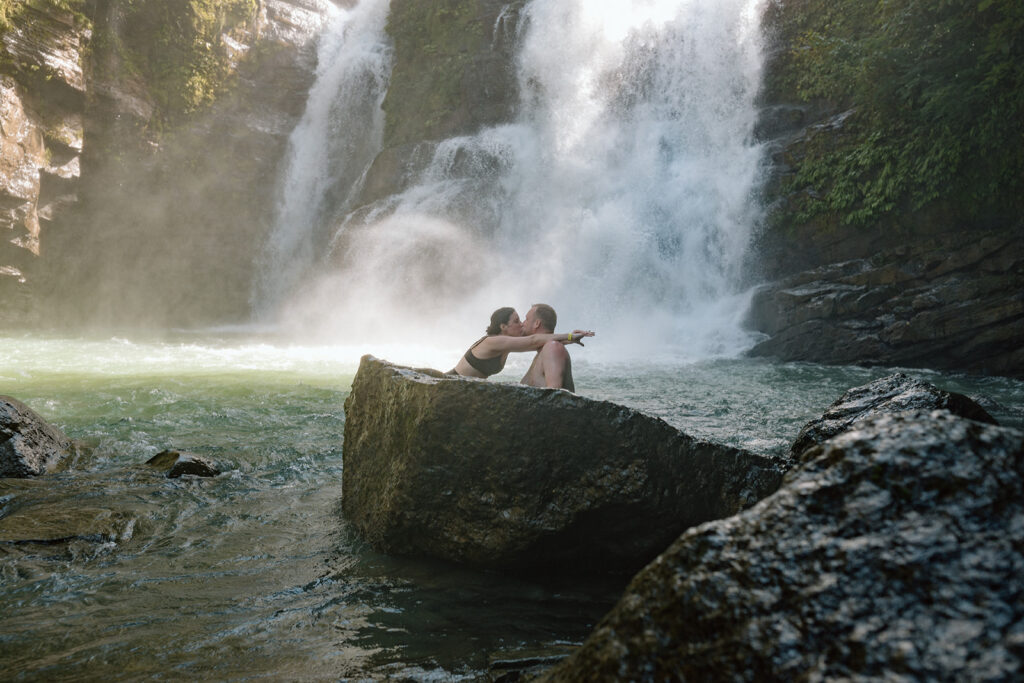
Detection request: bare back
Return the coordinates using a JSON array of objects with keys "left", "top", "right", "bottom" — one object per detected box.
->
[{"left": 520, "top": 340, "right": 575, "bottom": 392}]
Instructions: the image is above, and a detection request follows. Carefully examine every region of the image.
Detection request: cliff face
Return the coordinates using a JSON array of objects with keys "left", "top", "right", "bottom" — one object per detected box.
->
[
  {"left": 0, "top": 0, "right": 332, "bottom": 328},
  {"left": 0, "top": 1, "right": 89, "bottom": 326},
  {"left": 3, "top": 0, "right": 1020, "bottom": 376},
  {"left": 750, "top": 0, "right": 1024, "bottom": 376}
]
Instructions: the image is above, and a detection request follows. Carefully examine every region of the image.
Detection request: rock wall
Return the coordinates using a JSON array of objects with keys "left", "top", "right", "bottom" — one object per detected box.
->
[
  {"left": 0, "top": 0, "right": 332, "bottom": 328},
  {"left": 1, "top": 0, "right": 525, "bottom": 328},
  {"left": 746, "top": 230, "right": 1024, "bottom": 377},
  {"left": 0, "top": 2, "right": 88, "bottom": 326},
  {"left": 355, "top": 0, "right": 522, "bottom": 208},
  {"left": 750, "top": 0, "right": 1024, "bottom": 377}
]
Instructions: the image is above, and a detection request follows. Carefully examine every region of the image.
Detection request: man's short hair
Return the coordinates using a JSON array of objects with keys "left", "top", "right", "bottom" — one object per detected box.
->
[{"left": 532, "top": 303, "right": 557, "bottom": 332}]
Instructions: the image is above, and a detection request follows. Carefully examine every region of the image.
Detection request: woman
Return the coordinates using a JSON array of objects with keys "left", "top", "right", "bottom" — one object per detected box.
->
[{"left": 449, "top": 306, "right": 594, "bottom": 378}]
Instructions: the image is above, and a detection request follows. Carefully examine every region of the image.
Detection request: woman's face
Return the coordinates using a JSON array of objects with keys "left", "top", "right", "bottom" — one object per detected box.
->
[{"left": 501, "top": 311, "right": 524, "bottom": 336}]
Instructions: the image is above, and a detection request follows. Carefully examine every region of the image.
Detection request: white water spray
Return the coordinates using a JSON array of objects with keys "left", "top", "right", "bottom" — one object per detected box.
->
[
  {"left": 265, "top": 0, "right": 768, "bottom": 362},
  {"left": 253, "top": 0, "right": 392, "bottom": 318}
]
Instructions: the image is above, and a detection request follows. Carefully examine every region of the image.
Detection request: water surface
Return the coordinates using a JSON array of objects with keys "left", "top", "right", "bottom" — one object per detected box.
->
[{"left": 2, "top": 334, "right": 1022, "bottom": 680}]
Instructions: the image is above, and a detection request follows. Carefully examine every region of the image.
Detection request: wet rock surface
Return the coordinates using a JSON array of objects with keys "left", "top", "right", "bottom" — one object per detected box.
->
[
  {"left": 0, "top": 503, "right": 134, "bottom": 546},
  {"left": 146, "top": 450, "right": 220, "bottom": 478},
  {"left": 541, "top": 409, "right": 1024, "bottom": 681},
  {"left": 341, "top": 356, "right": 786, "bottom": 575},
  {"left": 0, "top": 395, "right": 74, "bottom": 477},
  {"left": 746, "top": 230, "right": 1024, "bottom": 377},
  {"left": 357, "top": 0, "right": 523, "bottom": 209},
  {"left": 790, "top": 371, "right": 997, "bottom": 459}
]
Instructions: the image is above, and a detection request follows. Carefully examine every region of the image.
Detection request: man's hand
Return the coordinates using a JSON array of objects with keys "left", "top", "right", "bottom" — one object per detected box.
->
[{"left": 568, "top": 329, "right": 594, "bottom": 346}]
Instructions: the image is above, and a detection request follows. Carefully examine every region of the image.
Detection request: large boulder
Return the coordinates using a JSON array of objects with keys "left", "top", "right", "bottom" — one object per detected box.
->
[
  {"left": 0, "top": 395, "right": 74, "bottom": 478},
  {"left": 341, "top": 356, "right": 786, "bottom": 574},
  {"left": 541, "top": 409, "right": 1024, "bottom": 681},
  {"left": 790, "top": 371, "right": 997, "bottom": 459}
]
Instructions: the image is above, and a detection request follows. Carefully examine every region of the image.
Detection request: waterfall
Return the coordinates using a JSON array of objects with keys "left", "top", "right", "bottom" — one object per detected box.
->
[
  {"left": 264, "top": 0, "right": 768, "bottom": 361},
  {"left": 252, "top": 0, "right": 392, "bottom": 319}
]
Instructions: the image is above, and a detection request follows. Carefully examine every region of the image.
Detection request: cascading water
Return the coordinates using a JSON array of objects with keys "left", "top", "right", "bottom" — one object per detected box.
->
[
  {"left": 260, "top": 0, "right": 768, "bottom": 361},
  {"left": 253, "top": 0, "right": 392, "bottom": 319}
]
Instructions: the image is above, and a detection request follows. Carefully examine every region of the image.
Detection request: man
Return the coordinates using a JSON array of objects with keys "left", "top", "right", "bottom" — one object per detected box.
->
[{"left": 519, "top": 303, "right": 578, "bottom": 392}]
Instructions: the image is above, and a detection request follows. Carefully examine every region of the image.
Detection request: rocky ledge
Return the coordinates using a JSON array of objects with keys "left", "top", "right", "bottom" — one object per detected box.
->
[
  {"left": 341, "top": 356, "right": 786, "bottom": 575},
  {"left": 745, "top": 230, "right": 1024, "bottom": 377},
  {"left": 543, "top": 389, "right": 1023, "bottom": 680}
]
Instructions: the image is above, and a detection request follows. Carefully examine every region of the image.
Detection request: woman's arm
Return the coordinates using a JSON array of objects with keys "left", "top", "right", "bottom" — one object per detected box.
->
[{"left": 475, "top": 330, "right": 595, "bottom": 356}]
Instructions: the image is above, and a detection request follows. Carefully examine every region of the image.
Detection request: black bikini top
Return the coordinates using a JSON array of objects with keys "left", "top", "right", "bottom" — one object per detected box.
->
[{"left": 463, "top": 337, "right": 506, "bottom": 377}]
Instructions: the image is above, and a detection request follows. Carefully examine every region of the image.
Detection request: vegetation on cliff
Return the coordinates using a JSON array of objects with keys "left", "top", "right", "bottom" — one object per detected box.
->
[
  {"left": 764, "top": 0, "right": 1024, "bottom": 230},
  {"left": 383, "top": 0, "right": 521, "bottom": 148},
  {"left": 0, "top": 0, "right": 91, "bottom": 79},
  {"left": 110, "top": 0, "right": 258, "bottom": 126},
  {"left": 0, "top": 0, "right": 89, "bottom": 31}
]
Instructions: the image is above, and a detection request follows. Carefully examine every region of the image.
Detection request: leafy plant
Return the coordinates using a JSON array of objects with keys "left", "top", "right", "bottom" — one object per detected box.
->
[
  {"left": 119, "top": 0, "right": 258, "bottom": 124},
  {"left": 765, "top": 0, "right": 1024, "bottom": 228}
]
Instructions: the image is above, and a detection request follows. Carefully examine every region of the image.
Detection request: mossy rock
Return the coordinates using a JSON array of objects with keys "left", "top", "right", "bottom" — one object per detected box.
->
[{"left": 382, "top": 0, "right": 523, "bottom": 148}]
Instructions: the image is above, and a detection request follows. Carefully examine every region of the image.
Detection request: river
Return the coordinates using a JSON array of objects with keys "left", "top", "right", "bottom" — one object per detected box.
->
[{"left": 3, "top": 333, "right": 1022, "bottom": 680}]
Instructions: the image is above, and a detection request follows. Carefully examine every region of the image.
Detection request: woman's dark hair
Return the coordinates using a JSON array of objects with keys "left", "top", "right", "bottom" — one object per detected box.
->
[{"left": 486, "top": 307, "right": 516, "bottom": 335}]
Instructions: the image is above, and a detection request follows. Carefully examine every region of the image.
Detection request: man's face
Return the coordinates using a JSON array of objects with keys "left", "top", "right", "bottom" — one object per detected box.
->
[{"left": 522, "top": 306, "right": 539, "bottom": 336}]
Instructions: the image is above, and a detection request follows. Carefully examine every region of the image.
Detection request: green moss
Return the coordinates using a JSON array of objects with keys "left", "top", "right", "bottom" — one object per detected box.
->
[
  {"left": 118, "top": 0, "right": 258, "bottom": 128},
  {"left": 764, "top": 0, "right": 1024, "bottom": 230},
  {"left": 0, "top": 0, "right": 14, "bottom": 31},
  {"left": 0, "top": 0, "right": 92, "bottom": 85},
  {"left": 0, "top": 0, "right": 90, "bottom": 36},
  {"left": 382, "top": 0, "right": 519, "bottom": 147}
]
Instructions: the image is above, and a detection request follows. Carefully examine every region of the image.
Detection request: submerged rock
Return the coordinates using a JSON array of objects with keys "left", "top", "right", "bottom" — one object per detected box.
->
[
  {"left": 0, "top": 395, "right": 74, "bottom": 478},
  {"left": 0, "top": 504, "right": 134, "bottom": 546},
  {"left": 341, "top": 356, "right": 785, "bottom": 575},
  {"left": 541, "top": 410, "right": 1024, "bottom": 681},
  {"left": 145, "top": 450, "right": 220, "bottom": 478},
  {"left": 790, "top": 371, "right": 997, "bottom": 459}
]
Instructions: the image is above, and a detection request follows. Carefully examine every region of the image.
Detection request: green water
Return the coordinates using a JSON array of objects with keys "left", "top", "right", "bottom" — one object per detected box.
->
[{"left": 2, "top": 334, "right": 1022, "bottom": 680}]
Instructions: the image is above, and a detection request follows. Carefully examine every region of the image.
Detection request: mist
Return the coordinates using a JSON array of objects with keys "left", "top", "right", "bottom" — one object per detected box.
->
[
  {"left": 259, "top": 0, "right": 770, "bottom": 362},
  {"left": 27, "top": 0, "right": 769, "bottom": 367}
]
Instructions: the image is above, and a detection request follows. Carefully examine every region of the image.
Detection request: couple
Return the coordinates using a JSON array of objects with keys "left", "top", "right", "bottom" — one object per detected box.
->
[{"left": 449, "top": 304, "right": 594, "bottom": 392}]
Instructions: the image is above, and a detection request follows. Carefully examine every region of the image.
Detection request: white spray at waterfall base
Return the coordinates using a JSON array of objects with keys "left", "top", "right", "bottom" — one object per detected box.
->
[
  {"left": 253, "top": 0, "right": 392, "bottom": 319},
  {"left": 264, "top": 0, "right": 770, "bottom": 365}
]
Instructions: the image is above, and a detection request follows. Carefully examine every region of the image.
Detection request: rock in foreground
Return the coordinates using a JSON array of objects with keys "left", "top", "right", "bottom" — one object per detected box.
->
[
  {"left": 541, "top": 410, "right": 1024, "bottom": 681},
  {"left": 1, "top": 395, "right": 74, "bottom": 477},
  {"left": 790, "top": 371, "right": 997, "bottom": 459},
  {"left": 341, "top": 356, "right": 785, "bottom": 574}
]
